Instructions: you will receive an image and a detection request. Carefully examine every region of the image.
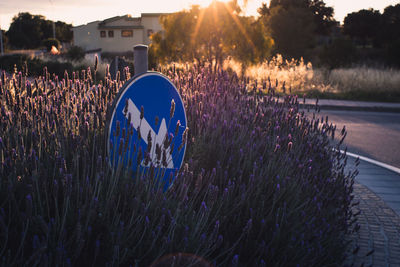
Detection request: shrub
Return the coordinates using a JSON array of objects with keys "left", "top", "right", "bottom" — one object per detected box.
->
[
  {"left": 0, "top": 54, "right": 75, "bottom": 78},
  {"left": 0, "top": 64, "right": 356, "bottom": 266},
  {"left": 66, "top": 46, "right": 86, "bottom": 62},
  {"left": 41, "top": 38, "right": 61, "bottom": 51},
  {"left": 385, "top": 39, "right": 400, "bottom": 68},
  {"left": 319, "top": 38, "right": 359, "bottom": 69}
]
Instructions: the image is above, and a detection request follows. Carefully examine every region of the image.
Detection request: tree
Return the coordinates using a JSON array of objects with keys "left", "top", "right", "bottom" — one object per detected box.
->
[
  {"left": 42, "top": 38, "right": 60, "bottom": 51},
  {"left": 55, "top": 21, "right": 73, "bottom": 43},
  {"left": 381, "top": 4, "right": 400, "bottom": 66},
  {"left": 0, "top": 30, "right": 7, "bottom": 52},
  {"left": 381, "top": 4, "right": 400, "bottom": 45},
  {"left": 258, "top": 0, "right": 335, "bottom": 59},
  {"left": 343, "top": 9, "right": 382, "bottom": 47},
  {"left": 7, "top": 13, "right": 45, "bottom": 49},
  {"left": 6, "top": 12, "right": 72, "bottom": 49},
  {"left": 268, "top": 0, "right": 336, "bottom": 35},
  {"left": 266, "top": 5, "right": 315, "bottom": 59},
  {"left": 150, "top": 1, "right": 273, "bottom": 66},
  {"left": 319, "top": 38, "right": 358, "bottom": 68}
]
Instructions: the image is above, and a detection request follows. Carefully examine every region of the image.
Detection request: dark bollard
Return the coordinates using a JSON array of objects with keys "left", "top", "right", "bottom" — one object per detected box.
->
[{"left": 134, "top": 44, "right": 148, "bottom": 76}]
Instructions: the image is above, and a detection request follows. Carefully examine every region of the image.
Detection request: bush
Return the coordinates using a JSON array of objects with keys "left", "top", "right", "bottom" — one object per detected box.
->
[
  {"left": 66, "top": 46, "right": 86, "bottom": 62},
  {"left": 385, "top": 39, "right": 400, "bottom": 68},
  {"left": 319, "top": 38, "right": 358, "bottom": 69},
  {"left": 41, "top": 38, "right": 60, "bottom": 51},
  {"left": 0, "top": 54, "right": 74, "bottom": 77},
  {"left": 0, "top": 64, "right": 356, "bottom": 266}
]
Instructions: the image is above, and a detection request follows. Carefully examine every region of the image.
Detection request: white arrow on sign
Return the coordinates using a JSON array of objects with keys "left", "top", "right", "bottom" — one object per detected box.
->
[{"left": 124, "top": 98, "right": 174, "bottom": 169}]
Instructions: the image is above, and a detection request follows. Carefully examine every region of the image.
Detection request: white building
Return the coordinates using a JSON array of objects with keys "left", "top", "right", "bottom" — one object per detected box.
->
[{"left": 72, "top": 14, "right": 164, "bottom": 53}]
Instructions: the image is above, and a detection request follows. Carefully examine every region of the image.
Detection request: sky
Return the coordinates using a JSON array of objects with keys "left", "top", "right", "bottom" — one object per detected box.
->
[{"left": 0, "top": 0, "right": 399, "bottom": 30}]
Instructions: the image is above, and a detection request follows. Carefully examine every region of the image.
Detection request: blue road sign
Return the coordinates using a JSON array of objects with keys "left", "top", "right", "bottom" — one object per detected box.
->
[{"left": 107, "top": 72, "right": 187, "bottom": 189}]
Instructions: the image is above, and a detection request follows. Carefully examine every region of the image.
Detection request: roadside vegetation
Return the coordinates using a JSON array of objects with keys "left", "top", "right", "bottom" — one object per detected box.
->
[
  {"left": 1, "top": 1, "right": 400, "bottom": 102},
  {"left": 227, "top": 56, "right": 400, "bottom": 102},
  {"left": 0, "top": 62, "right": 357, "bottom": 266}
]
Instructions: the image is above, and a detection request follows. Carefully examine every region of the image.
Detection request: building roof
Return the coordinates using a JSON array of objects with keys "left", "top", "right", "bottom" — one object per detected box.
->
[
  {"left": 73, "top": 13, "right": 167, "bottom": 29},
  {"left": 73, "top": 20, "right": 101, "bottom": 29},
  {"left": 141, "top": 13, "right": 168, "bottom": 17},
  {"left": 98, "top": 25, "right": 144, "bottom": 30}
]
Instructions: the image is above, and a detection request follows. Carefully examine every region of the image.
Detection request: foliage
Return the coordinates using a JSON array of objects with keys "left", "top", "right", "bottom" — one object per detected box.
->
[
  {"left": 343, "top": 9, "right": 382, "bottom": 47},
  {"left": 258, "top": 0, "right": 336, "bottom": 60},
  {"left": 54, "top": 21, "right": 74, "bottom": 43},
  {"left": 0, "top": 61, "right": 357, "bottom": 266},
  {"left": 6, "top": 13, "right": 45, "bottom": 49},
  {"left": 381, "top": 4, "right": 400, "bottom": 45},
  {"left": 319, "top": 38, "right": 358, "bottom": 69},
  {"left": 6, "top": 12, "right": 72, "bottom": 49},
  {"left": 384, "top": 39, "right": 400, "bottom": 68},
  {"left": 41, "top": 38, "right": 61, "bottom": 51},
  {"left": 0, "top": 54, "right": 73, "bottom": 77},
  {"left": 264, "top": 5, "right": 315, "bottom": 60},
  {"left": 150, "top": 1, "right": 273, "bottom": 66},
  {"left": 0, "top": 30, "right": 7, "bottom": 51},
  {"left": 267, "top": 0, "right": 336, "bottom": 36},
  {"left": 66, "top": 46, "right": 86, "bottom": 62},
  {"left": 343, "top": 4, "right": 400, "bottom": 51}
]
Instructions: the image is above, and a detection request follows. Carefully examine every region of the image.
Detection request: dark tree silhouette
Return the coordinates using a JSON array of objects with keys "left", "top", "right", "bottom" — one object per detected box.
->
[
  {"left": 381, "top": 4, "right": 400, "bottom": 45},
  {"left": 7, "top": 13, "right": 45, "bottom": 49},
  {"left": 6, "top": 12, "right": 72, "bottom": 49},
  {"left": 258, "top": 0, "right": 335, "bottom": 59},
  {"left": 267, "top": 0, "right": 336, "bottom": 35},
  {"left": 343, "top": 9, "right": 381, "bottom": 47}
]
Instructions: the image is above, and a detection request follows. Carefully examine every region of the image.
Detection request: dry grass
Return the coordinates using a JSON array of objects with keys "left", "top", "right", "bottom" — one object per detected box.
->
[
  {"left": 224, "top": 56, "right": 400, "bottom": 101},
  {"left": 326, "top": 67, "right": 400, "bottom": 93}
]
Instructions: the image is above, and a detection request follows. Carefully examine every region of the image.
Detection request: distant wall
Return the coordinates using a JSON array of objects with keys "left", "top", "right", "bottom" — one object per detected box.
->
[
  {"left": 72, "top": 21, "right": 100, "bottom": 51},
  {"left": 72, "top": 14, "right": 164, "bottom": 53},
  {"left": 99, "top": 29, "right": 144, "bottom": 52}
]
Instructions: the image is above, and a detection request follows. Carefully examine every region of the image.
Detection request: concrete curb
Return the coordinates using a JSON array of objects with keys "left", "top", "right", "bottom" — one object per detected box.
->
[
  {"left": 300, "top": 103, "right": 400, "bottom": 113},
  {"left": 341, "top": 150, "right": 400, "bottom": 175}
]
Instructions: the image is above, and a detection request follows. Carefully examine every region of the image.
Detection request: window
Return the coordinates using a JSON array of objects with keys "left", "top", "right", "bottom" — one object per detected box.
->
[
  {"left": 108, "top": 30, "right": 114, "bottom": 38},
  {"left": 121, "top": 30, "right": 133, "bottom": 37},
  {"left": 100, "top": 30, "right": 106, "bottom": 38},
  {"left": 147, "top": 29, "right": 154, "bottom": 37}
]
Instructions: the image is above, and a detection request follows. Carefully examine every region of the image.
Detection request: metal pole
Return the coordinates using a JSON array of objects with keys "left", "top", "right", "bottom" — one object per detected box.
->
[
  {"left": 0, "top": 28, "right": 4, "bottom": 56},
  {"left": 52, "top": 21, "right": 56, "bottom": 39},
  {"left": 134, "top": 44, "right": 148, "bottom": 76}
]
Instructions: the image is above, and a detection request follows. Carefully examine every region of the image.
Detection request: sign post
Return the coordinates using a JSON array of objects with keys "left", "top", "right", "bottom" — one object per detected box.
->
[
  {"left": 0, "top": 27, "right": 4, "bottom": 56},
  {"left": 134, "top": 44, "right": 148, "bottom": 76},
  {"left": 107, "top": 46, "right": 187, "bottom": 190}
]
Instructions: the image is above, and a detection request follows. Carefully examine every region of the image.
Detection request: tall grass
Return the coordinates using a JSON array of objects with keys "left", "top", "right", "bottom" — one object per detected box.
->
[
  {"left": 327, "top": 66, "right": 400, "bottom": 93},
  {"left": 224, "top": 56, "right": 400, "bottom": 100}
]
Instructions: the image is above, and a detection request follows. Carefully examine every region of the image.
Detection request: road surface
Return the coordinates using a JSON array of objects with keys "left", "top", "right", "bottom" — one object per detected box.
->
[{"left": 305, "top": 109, "right": 400, "bottom": 168}]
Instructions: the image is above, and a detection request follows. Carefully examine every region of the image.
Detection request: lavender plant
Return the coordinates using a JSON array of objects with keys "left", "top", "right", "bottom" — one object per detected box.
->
[{"left": 0, "top": 62, "right": 356, "bottom": 266}]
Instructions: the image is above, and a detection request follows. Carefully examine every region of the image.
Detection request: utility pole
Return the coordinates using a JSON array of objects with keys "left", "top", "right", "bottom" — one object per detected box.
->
[
  {"left": 0, "top": 27, "right": 4, "bottom": 56},
  {"left": 53, "top": 21, "right": 56, "bottom": 39}
]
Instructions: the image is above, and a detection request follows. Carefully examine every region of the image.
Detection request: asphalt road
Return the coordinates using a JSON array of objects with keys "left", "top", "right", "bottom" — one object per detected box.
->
[{"left": 305, "top": 109, "right": 400, "bottom": 168}]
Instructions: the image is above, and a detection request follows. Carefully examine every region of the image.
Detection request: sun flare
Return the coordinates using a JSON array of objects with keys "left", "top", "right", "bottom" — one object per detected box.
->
[{"left": 190, "top": 0, "right": 237, "bottom": 8}]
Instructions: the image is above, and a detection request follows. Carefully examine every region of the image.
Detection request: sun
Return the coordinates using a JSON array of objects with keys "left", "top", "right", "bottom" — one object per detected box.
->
[{"left": 191, "top": 0, "right": 234, "bottom": 8}]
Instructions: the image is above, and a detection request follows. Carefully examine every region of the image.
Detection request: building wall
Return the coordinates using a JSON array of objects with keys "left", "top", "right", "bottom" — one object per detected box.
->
[
  {"left": 99, "top": 28, "right": 144, "bottom": 52},
  {"left": 141, "top": 16, "right": 163, "bottom": 44},
  {"left": 72, "top": 21, "right": 101, "bottom": 51},
  {"left": 73, "top": 14, "right": 164, "bottom": 53}
]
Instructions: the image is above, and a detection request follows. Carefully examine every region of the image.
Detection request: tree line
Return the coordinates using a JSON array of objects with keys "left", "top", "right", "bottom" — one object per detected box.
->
[
  {"left": 151, "top": 0, "right": 400, "bottom": 68},
  {"left": 3, "top": 12, "right": 73, "bottom": 50},
  {"left": 2, "top": 1, "right": 400, "bottom": 68}
]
